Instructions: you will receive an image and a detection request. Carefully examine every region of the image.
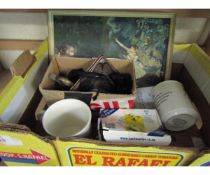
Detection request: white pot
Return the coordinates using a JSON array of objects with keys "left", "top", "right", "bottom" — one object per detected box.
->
[{"left": 152, "top": 80, "right": 199, "bottom": 131}]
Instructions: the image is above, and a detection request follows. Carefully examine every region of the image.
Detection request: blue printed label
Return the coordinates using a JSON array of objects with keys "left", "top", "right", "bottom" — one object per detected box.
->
[
  {"left": 100, "top": 109, "right": 118, "bottom": 118},
  {"left": 201, "top": 162, "right": 210, "bottom": 166}
]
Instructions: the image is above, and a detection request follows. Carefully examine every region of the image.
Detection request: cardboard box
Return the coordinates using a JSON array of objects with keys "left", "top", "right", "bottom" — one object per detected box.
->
[
  {"left": 0, "top": 40, "right": 48, "bottom": 123},
  {"left": 33, "top": 94, "right": 200, "bottom": 166},
  {"left": 39, "top": 57, "right": 136, "bottom": 106},
  {"left": 38, "top": 43, "right": 209, "bottom": 166},
  {"left": 0, "top": 122, "right": 197, "bottom": 166},
  {"left": 1, "top": 39, "right": 210, "bottom": 166}
]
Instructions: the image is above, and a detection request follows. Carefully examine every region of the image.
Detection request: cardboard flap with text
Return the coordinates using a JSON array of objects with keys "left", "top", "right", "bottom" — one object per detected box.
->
[
  {"left": 0, "top": 123, "right": 60, "bottom": 166},
  {"left": 53, "top": 139, "right": 198, "bottom": 166}
]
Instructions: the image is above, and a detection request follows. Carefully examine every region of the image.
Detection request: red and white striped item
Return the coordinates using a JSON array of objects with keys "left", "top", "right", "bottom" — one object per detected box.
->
[{"left": 90, "top": 97, "right": 135, "bottom": 109}]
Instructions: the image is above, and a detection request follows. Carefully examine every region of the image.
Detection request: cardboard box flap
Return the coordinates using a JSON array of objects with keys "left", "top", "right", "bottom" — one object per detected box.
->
[
  {"left": 53, "top": 139, "right": 198, "bottom": 166},
  {"left": 190, "top": 150, "right": 210, "bottom": 166},
  {"left": 0, "top": 123, "right": 51, "bottom": 143},
  {"left": 10, "top": 50, "right": 36, "bottom": 77},
  {"left": 0, "top": 123, "right": 31, "bottom": 132},
  {"left": 35, "top": 98, "right": 47, "bottom": 121},
  {"left": 0, "top": 124, "right": 60, "bottom": 166}
]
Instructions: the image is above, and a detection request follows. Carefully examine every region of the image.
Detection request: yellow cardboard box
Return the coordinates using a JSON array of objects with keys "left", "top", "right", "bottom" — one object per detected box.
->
[{"left": 0, "top": 123, "right": 60, "bottom": 166}]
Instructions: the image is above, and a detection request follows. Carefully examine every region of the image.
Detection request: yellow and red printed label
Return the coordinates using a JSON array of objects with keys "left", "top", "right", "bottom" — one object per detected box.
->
[
  {"left": 0, "top": 149, "right": 50, "bottom": 165},
  {"left": 53, "top": 140, "right": 196, "bottom": 166},
  {"left": 68, "top": 147, "right": 182, "bottom": 166},
  {"left": 0, "top": 130, "right": 60, "bottom": 166}
]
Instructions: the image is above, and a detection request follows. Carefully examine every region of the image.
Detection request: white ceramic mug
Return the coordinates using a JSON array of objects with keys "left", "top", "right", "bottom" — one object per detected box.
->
[
  {"left": 42, "top": 99, "right": 92, "bottom": 138},
  {"left": 152, "top": 80, "right": 199, "bottom": 131}
]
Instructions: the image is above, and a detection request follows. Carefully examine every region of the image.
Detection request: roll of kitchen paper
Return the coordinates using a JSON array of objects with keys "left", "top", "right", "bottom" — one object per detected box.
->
[{"left": 152, "top": 80, "right": 199, "bottom": 131}]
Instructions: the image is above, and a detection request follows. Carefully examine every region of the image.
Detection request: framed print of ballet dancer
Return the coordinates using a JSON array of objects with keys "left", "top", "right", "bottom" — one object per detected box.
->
[{"left": 49, "top": 10, "right": 175, "bottom": 88}]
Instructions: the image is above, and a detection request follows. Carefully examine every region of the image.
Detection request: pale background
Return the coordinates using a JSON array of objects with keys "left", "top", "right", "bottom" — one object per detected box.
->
[{"left": 0, "top": 10, "right": 209, "bottom": 69}]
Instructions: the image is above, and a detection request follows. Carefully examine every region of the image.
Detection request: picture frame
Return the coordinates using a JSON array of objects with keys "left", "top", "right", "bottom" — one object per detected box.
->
[{"left": 48, "top": 10, "right": 175, "bottom": 88}]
